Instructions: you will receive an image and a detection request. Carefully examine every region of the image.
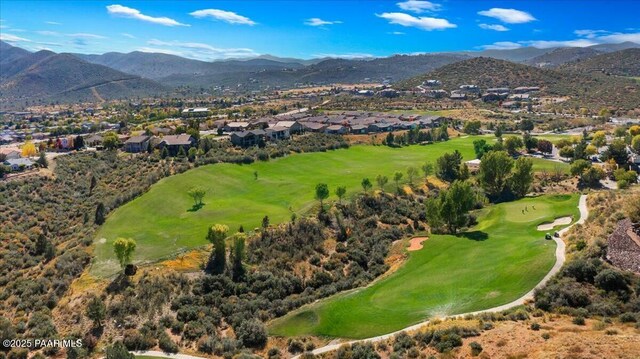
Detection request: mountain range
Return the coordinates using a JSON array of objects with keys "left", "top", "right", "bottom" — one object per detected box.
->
[{"left": 0, "top": 40, "right": 639, "bottom": 108}]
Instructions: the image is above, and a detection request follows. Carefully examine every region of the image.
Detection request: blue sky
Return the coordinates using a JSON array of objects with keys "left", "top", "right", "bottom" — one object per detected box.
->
[{"left": 1, "top": 1, "right": 639, "bottom": 60}]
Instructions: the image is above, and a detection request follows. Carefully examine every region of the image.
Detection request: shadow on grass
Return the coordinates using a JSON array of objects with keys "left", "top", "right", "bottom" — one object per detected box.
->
[
  {"left": 188, "top": 203, "right": 205, "bottom": 212},
  {"left": 458, "top": 230, "right": 489, "bottom": 241}
]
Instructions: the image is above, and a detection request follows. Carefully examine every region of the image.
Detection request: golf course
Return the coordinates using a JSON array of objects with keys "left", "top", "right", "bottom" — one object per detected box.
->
[
  {"left": 268, "top": 194, "right": 580, "bottom": 339},
  {"left": 91, "top": 135, "right": 569, "bottom": 277}
]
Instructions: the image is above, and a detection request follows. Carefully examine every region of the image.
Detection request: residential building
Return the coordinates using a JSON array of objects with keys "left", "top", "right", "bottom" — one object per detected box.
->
[
  {"left": 157, "top": 134, "right": 195, "bottom": 155},
  {"left": 124, "top": 135, "right": 150, "bottom": 153}
]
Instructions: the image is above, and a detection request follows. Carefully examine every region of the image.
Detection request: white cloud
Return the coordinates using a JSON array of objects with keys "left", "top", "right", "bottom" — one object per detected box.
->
[
  {"left": 67, "top": 33, "right": 107, "bottom": 39},
  {"left": 396, "top": 1, "right": 441, "bottom": 13},
  {"left": 189, "top": 9, "right": 256, "bottom": 25},
  {"left": 480, "top": 31, "right": 640, "bottom": 51},
  {"left": 0, "top": 33, "right": 31, "bottom": 43},
  {"left": 146, "top": 39, "right": 259, "bottom": 60},
  {"left": 376, "top": 12, "right": 456, "bottom": 31},
  {"left": 36, "top": 30, "right": 61, "bottom": 36},
  {"left": 137, "top": 47, "right": 184, "bottom": 56},
  {"left": 313, "top": 53, "right": 375, "bottom": 59},
  {"left": 45, "top": 21, "right": 62, "bottom": 25},
  {"left": 574, "top": 29, "right": 609, "bottom": 39},
  {"left": 597, "top": 32, "right": 640, "bottom": 44},
  {"left": 478, "top": 23, "right": 509, "bottom": 32},
  {"left": 480, "top": 41, "right": 522, "bottom": 50},
  {"left": 478, "top": 8, "right": 536, "bottom": 24},
  {"left": 121, "top": 33, "right": 136, "bottom": 39},
  {"left": 305, "top": 18, "right": 342, "bottom": 26},
  {"left": 107, "top": 4, "right": 188, "bottom": 27},
  {"left": 521, "top": 39, "right": 597, "bottom": 48},
  {"left": 389, "top": 31, "right": 406, "bottom": 35}
]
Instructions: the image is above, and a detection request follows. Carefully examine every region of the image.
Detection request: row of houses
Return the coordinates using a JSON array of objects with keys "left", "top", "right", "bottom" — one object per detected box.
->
[{"left": 122, "top": 134, "right": 196, "bottom": 155}]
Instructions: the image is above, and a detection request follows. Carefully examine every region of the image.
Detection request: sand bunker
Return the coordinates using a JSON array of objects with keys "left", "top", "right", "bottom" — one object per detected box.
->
[
  {"left": 537, "top": 217, "right": 572, "bottom": 231},
  {"left": 408, "top": 237, "right": 428, "bottom": 251}
]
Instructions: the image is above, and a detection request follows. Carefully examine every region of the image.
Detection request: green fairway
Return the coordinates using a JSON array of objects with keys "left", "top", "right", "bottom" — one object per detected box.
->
[
  {"left": 268, "top": 194, "right": 580, "bottom": 339},
  {"left": 92, "top": 136, "right": 568, "bottom": 277}
]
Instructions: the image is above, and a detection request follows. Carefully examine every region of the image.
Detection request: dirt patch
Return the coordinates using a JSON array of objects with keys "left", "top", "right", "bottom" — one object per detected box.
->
[
  {"left": 537, "top": 216, "right": 572, "bottom": 231},
  {"left": 408, "top": 237, "right": 428, "bottom": 251}
]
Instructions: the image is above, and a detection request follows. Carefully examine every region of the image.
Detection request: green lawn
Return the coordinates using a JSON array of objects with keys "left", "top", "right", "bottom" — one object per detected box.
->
[
  {"left": 268, "top": 194, "right": 580, "bottom": 339},
  {"left": 91, "top": 136, "right": 567, "bottom": 277}
]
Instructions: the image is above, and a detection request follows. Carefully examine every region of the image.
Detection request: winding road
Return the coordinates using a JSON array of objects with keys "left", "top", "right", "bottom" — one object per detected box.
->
[{"left": 130, "top": 195, "right": 588, "bottom": 359}]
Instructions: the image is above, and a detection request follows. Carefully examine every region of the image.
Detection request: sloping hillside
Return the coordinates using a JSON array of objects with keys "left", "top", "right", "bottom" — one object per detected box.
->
[
  {"left": 0, "top": 41, "right": 31, "bottom": 66},
  {"left": 0, "top": 51, "right": 166, "bottom": 107},
  {"left": 399, "top": 57, "right": 640, "bottom": 110},
  {"left": 76, "top": 51, "right": 305, "bottom": 80},
  {"left": 558, "top": 48, "right": 640, "bottom": 76},
  {"left": 526, "top": 47, "right": 603, "bottom": 68}
]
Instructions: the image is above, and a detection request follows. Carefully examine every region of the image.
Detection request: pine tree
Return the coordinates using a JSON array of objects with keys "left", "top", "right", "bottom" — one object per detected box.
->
[
  {"left": 231, "top": 234, "right": 246, "bottom": 282},
  {"left": 206, "top": 224, "right": 228, "bottom": 274},
  {"left": 95, "top": 202, "right": 106, "bottom": 225}
]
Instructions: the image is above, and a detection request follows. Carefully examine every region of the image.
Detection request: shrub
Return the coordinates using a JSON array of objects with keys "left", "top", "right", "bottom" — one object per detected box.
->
[
  {"left": 619, "top": 313, "right": 637, "bottom": 323},
  {"left": 236, "top": 319, "right": 268, "bottom": 349},
  {"left": 469, "top": 341, "right": 483, "bottom": 356},
  {"left": 541, "top": 332, "right": 551, "bottom": 340},
  {"left": 573, "top": 316, "right": 586, "bottom": 325},
  {"left": 531, "top": 322, "right": 541, "bottom": 331}
]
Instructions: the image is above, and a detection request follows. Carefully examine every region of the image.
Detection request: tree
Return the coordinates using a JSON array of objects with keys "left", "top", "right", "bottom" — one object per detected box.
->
[
  {"left": 236, "top": 319, "right": 268, "bottom": 349},
  {"left": 188, "top": 147, "right": 197, "bottom": 162},
  {"left": 106, "top": 341, "right": 134, "bottom": 359},
  {"left": 376, "top": 175, "right": 388, "bottom": 191},
  {"left": 361, "top": 178, "right": 372, "bottom": 193},
  {"left": 393, "top": 172, "right": 403, "bottom": 192},
  {"left": 385, "top": 132, "right": 395, "bottom": 146},
  {"left": 559, "top": 146, "right": 575, "bottom": 159},
  {"left": 473, "top": 139, "right": 493, "bottom": 159},
  {"left": 36, "top": 151, "right": 48, "bottom": 168},
  {"left": 160, "top": 146, "right": 169, "bottom": 159},
  {"left": 537, "top": 139, "right": 553, "bottom": 154},
  {"left": 523, "top": 133, "right": 538, "bottom": 152},
  {"left": 504, "top": 136, "right": 524, "bottom": 156},
  {"left": 177, "top": 146, "right": 187, "bottom": 158},
  {"left": 206, "top": 224, "right": 228, "bottom": 274},
  {"left": 89, "top": 175, "right": 97, "bottom": 195},
  {"left": 231, "top": 233, "right": 246, "bottom": 281},
  {"left": 335, "top": 186, "right": 346, "bottom": 203},
  {"left": 463, "top": 121, "right": 482, "bottom": 135},
  {"left": 603, "top": 139, "right": 629, "bottom": 165},
  {"left": 261, "top": 215, "right": 270, "bottom": 230},
  {"left": 581, "top": 166, "right": 605, "bottom": 187},
  {"left": 421, "top": 162, "right": 434, "bottom": 178},
  {"left": 479, "top": 151, "right": 514, "bottom": 198},
  {"left": 518, "top": 119, "right": 535, "bottom": 132},
  {"left": 510, "top": 157, "right": 534, "bottom": 198},
  {"left": 113, "top": 237, "right": 136, "bottom": 270},
  {"left": 407, "top": 167, "right": 418, "bottom": 186},
  {"left": 426, "top": 181, "right": 475, "bottom": 234},
  {"left": 103, "top": 132, "right": 120, "bottom": 150},
  {"left": 435, "top": 150, "right": 464, "bottom": 182},
  {"left": 315, "top": 183, "right": 329, "bottom": 209},
  {"left": 592, "top": 131, "right": 607, "bottom": 148},
  {"left": 570, "top": 159, "right": 592, "bottom": 177},
  {"left": 21, "top": 141, "right": 37, "bottom": 157},
  {"left": 630, "top": 125, "right": 640, "bottom": 137},
  {"left": 73, "top": 135, "right": 85, "bottom": 150},
  {"left": 95, "top": 202, "right": 106, "bottom": 225},
  {"left": 187, "top": 187, "right": 206, "bottom": 207},
  {"left": 85, "top": 295, "right": 106, "bottom": 328},
  {"left": 632, "top": 135, "right": 640, "bottom": 153}
]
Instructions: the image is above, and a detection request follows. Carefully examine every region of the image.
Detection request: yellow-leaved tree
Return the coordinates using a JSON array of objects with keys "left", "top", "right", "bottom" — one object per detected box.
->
[{"left": 21, "top": 141, "right": 37, "bottom": 157}]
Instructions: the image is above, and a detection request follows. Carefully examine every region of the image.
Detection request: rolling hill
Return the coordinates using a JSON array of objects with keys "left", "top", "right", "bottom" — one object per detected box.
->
[
  {"left": 399, "top": 56, "right": 640, "bottom": 110},
  {"left": 558, "top": 48, "right": 640, "bottom": 77},
  {"left": 525, "top": 47, "right": 603, "bottom": 68},
  {"left": 75, "top": 51, "right": 305, "bottom": 81},
  {"left": 0, "top": 43, "right": 166, "bottom": 107}
]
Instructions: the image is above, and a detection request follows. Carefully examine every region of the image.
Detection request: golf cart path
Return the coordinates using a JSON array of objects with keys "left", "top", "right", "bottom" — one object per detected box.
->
[{"left": 293, "top": 194, "right": 589, "bottom": 358}]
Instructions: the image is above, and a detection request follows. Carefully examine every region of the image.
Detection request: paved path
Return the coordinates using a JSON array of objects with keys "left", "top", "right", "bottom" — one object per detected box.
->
[
  {"left": 293, "top": 194, "right": 589, "bottom": 358},
  {"left": 125, "top": 350, "right": 208, "bottom": 359}
]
